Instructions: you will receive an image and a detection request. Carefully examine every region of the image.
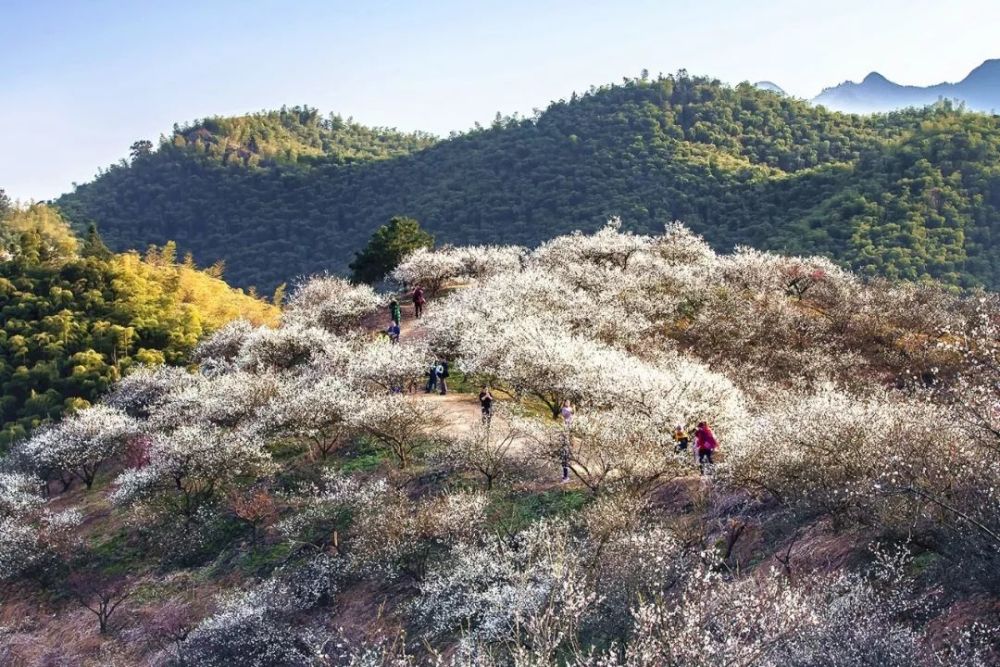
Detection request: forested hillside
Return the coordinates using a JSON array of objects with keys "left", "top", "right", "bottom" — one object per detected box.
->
[
  {"left": 56, "top": 74, "right": 1000, "bottom": 291},
  {"left": 0, "top": 202, "right": 278, "bottom": 448}
]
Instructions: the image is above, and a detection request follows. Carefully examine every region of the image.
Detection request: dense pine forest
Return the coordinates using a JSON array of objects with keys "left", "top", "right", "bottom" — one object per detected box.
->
[
  {"left": 0, "top": 199, "right": 278, "bottom": 448},
  {"left": 55, "top": 73, "right": 1000, "bottom": 292}
]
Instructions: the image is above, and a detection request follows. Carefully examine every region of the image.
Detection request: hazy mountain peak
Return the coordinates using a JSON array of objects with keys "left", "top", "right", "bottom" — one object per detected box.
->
[
  {"left": 961, "top": 58, "right": 1000, "bottom": 84},
  {"left": 754, "top": 81, "right": 787, "bottom": 95},
  {"left": 814, "top": 59, "right": 1000, "bottom": 113},
  {"left": 861, "top": 71, "right": 891, "bottom": 85}
]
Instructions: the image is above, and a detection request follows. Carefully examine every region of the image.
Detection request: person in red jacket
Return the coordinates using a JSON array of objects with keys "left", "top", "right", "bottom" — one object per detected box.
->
[
  {"left": 412, "top": 286, "right": 426, "bottom": 318},
  {"left": 694, "top": 421, "right": 717, "bottom": 475}
]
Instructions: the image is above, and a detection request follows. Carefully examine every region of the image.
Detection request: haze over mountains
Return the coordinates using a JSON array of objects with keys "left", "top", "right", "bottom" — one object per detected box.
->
[{"left": 812, "top": 59, "right": 1000, "bottom": 114}]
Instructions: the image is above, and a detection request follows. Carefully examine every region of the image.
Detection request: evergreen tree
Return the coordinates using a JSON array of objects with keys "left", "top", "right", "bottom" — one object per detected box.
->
[
  {"left": 349, "top": 217, "right": 434, "bottom": 285},
  {"left": 81, "top": 224, "right": 113, "bottom": 260},
  {"left": 129, "top": 140, "right": 153, "bottom": 162}
]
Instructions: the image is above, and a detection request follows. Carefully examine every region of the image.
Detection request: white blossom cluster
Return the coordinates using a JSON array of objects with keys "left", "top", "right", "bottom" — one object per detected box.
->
[
  {"left": 417, "top": 520, "right": 596, "bottom": 660},
  {"left": 612, "top": 564, "right": 929, "bottom": 666},
  {"left": 15, "top": 404, "right": 140, "bottom": 490},
  {"left": 104, "top": 364, "right": 201, "bottom": 418},
  {"left": 0, "top": 472, "right": 80, "bottom": 581},
  {"left": 178, "top": 554, "right": 338, "bottom": 666},
  {"left": 283, "top": 275, "right": 385, "bottom": 334},
  {"left": 282, "top": 471, "right": 488, "bottom": 579},
  {"left": 110, "top": 424, "right": 275, "bottom": 522},
  {"left": 391, "top": 244, "right": 526, "bottom": 294}
]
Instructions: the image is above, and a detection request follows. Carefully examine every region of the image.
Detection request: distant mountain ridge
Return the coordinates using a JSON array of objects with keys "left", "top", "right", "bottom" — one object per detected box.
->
[
  {"left": 54, "top": 73, "right": 1000, "bottom": 293},
  {"left": 813, "top": 59, "right": 1000, "bottom": 113}
]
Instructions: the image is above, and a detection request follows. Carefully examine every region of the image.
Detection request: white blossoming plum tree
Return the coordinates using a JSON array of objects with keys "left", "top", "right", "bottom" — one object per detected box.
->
[
  {"left": 283, "top": 275, "right": 384, "bottom": 334},
  {"left": 349, "top": 392, "right": 445, "bottom": 468},
  {"left": 111, "top": 424, "right": 274, "bottom": 527},
  {"left": 17, "top": 405, "right": 139, "bottom": 491},
  {"left": 0, "top": 472, "right": 80, "bottom": 581},
  {"left": 439, "top": 412, "right": 524, "bottom": 490},
  {"left": 254, "top": 374, "right": 359, "bottom": 460}
]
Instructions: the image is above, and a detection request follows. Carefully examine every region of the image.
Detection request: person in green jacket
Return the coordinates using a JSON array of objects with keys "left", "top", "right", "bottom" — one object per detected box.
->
[{"left": 389, "top": 298, "right": 401, "bottom": 326}]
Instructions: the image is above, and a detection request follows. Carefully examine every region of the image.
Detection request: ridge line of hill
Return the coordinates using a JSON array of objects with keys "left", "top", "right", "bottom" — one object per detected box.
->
[{"left": 54, "top": 73, "right": 1000, "bottom": 292}]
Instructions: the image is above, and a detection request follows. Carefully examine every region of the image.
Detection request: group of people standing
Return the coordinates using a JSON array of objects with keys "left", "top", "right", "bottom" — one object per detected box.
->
[{"left": 426, "top": 360, "right": 449, "bottom": 394}]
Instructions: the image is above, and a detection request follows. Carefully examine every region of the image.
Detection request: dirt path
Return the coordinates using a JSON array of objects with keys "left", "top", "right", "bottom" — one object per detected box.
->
[
  {"left": 414, "top": 392, "right": 484, "bottom": 437},
  {"left": 407, "top": 377, "right": 535, "bottom": 453},
  {"left": 361, "top": 292, "right": 541, "bottom": 459}
]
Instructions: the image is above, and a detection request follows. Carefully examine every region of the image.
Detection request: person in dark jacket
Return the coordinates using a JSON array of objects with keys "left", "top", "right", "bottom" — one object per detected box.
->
[
  {"left": 386, "top": 321, "right": 400, "bottom": 344},
  {"left": 413, "top": 286, "right": 426, "bottom": 318},
  {"left": 438, "top": 361, "right": 449, "bottom": 395},
  {"left": 479, "top": 386, "right": 494, "bottom": 424},
  {"left": 425, "top": 362, "right": 440, "bottom": 393},
  {"left": 673, "top": 424, "right": 690, "bottom": 453},
  {"left": 559, "top": 432, "right": 571, "bottom": 483}
]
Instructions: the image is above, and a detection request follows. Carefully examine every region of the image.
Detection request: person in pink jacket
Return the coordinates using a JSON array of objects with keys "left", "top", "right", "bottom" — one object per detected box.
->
[{"left": 694, "top": 421, "right": 717, "bottom": 474}]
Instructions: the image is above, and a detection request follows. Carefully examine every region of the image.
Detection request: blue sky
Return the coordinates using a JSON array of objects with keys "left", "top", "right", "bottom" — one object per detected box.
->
[{"left": 2, "top": 0, "right": 998, "bottom": 201}]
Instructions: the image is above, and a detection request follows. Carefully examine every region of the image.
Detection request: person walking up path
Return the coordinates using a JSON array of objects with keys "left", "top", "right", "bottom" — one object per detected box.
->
[
  {"left": 389, "top": 298, "right": 402, "bottom": 326},
  {"left": 559, "top": 399, "right": 574, "bottom": 482},
  {"left": 479, "top": 386, "right": 494, "bottom": 425},
  {"left": 412, "top": 286, "right": 426, "bottom": 319},
  {"left": 694, "top": 421, "right": 718, "bottom": 475}
]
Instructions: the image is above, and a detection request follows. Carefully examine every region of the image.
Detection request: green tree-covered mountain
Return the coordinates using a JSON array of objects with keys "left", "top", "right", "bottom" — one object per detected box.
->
[{"left": 55, "top": 75, "right": 1000, "bottom": 291}]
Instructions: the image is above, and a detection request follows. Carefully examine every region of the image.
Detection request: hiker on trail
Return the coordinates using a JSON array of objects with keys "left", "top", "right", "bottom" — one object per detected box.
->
[
  {"left": 438, "top": 361, "right": 450, "bottom": 395},
  {"left": 479, "top": 386, "right": 494, "bottom": 424},
  {"left": 560, "top": 399, "right": 574, "bottom": 428},
  {"left": 425, "top": 362, "right": 440, "bottom": 393},
  {"left": 386, "top": 321, "right": 400, "bottom": 344},
  {"left": 557, "top": 400, "right": 574, "bottom": 482},
  {"left": 413, "top": 286, "right": 426, "bottom": 319},
  {"left": 559, "top": 432, "right": 572, "bottom": 483},
  {"left": 389, "top": 298, "right": 401, "bottom": 326},
  {"left": 673, "top": 424, "right": 690, "bottom": 453},
  {"left": 694, "top": 421, "right": 718, "bottom": 474}
]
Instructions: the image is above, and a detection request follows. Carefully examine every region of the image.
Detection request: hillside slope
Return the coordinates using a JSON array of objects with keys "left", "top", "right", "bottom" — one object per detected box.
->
[
  {"left": 0, "top": 204, "right": 279, "bottom": 448},
  {"left": 56, "top": 74, "right": 1000, "bottom": 291},
  {"left": 1, "top": 226, "right": 998, "bottom": 664}
]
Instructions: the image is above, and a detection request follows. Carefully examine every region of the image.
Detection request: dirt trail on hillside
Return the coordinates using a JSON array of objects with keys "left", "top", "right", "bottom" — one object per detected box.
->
[
  {"left": 379, "top": 299, "right": 536, "bottom": 455},
  {"left": 417, "top": 392, "right": 485, "bottom": 437}
]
